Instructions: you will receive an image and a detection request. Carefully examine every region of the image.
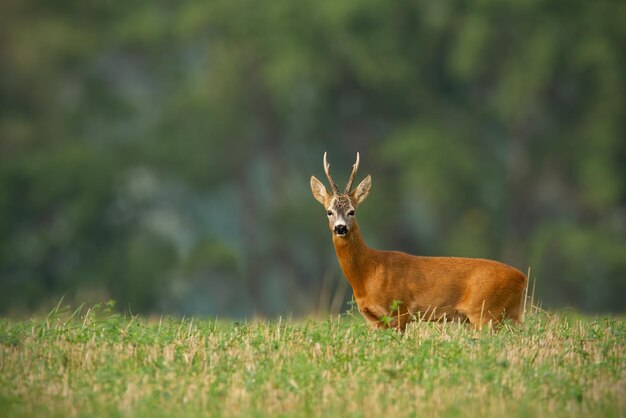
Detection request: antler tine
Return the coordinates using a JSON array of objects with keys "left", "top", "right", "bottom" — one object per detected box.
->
[
  {"left": 323, "top": 152, "right": 339, "bottom": 195},
  {"left": 344, "top": 152, "right": 360, "bottom": 194}
]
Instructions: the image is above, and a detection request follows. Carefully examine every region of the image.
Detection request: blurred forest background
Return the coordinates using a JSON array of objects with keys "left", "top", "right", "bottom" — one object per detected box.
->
[{"left": 1, "top": 0, "right": 625, "bottom": 317}]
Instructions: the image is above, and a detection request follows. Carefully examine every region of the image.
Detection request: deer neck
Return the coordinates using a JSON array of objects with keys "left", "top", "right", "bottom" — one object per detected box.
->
[{"left": 332, "top": 221, "right": 372, "bottom": 298}]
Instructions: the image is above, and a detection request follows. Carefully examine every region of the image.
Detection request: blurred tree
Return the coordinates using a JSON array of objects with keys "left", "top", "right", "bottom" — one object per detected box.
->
[{"left": 0, "top": 0, "right": 624, "bottom": 314}]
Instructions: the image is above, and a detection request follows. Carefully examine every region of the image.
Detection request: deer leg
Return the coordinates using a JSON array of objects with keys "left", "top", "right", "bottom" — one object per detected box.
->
[{"left": 360, "top": 307, "right": 385, "bottom": 329}]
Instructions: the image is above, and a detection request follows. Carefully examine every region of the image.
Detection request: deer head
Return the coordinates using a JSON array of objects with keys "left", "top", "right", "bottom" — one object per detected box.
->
[{"left": 310, "top": 152, "right": 371, "bottom": 237}]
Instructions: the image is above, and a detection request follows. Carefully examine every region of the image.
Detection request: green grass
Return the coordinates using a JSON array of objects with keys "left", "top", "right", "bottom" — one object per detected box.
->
[{"left": 0, "top": 303, "right": 624, "bottom": 418}]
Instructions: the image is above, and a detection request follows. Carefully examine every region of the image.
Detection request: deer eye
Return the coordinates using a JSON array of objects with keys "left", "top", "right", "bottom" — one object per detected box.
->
[
  {"left": 348, "top": 210, "right": 355, "bottom": 216},
  {"left": 327, "top": 210, "right": 333, "bottom": 216}
]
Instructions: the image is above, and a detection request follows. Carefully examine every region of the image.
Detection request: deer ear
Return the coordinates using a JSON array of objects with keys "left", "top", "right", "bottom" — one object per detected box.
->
[
  {"left": 310, "top": 176, "right": 330, "bottom": 206},
  {"left": 351, "top": 175, "right": 371, "bottom": 206}
]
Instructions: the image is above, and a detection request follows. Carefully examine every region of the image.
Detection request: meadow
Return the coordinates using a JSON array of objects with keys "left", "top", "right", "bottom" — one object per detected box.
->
[{"left": 0, "top": 302, "right": 624, "bottom": 418}]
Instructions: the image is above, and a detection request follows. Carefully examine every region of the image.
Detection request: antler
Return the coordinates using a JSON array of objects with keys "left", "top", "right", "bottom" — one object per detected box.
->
[
  {"left": 323, "top": 152, "right": 339, "bottom": 195},
  {"left": 344, "top": 152, "right": 360, "bottom": 194}
]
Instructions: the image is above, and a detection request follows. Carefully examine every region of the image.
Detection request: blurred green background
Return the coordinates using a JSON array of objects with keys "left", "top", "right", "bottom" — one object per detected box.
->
[{"left": 1, "top": 0, "right": 624, "bottom": 316}]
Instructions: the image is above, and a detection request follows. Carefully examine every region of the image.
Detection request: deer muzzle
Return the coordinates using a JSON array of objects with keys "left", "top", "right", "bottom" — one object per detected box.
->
[{"left": 334, "top": 224, "right": 348, "bottom": 236}]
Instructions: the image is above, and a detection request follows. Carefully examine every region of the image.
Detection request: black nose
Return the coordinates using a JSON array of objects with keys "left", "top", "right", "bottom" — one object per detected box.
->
[{"left": 334, "top": 225, "right": 348, "bottom": 235}]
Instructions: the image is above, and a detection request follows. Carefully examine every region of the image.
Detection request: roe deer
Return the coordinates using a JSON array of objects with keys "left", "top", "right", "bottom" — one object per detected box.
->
[{"left": 310, "top": 152, "right": 527, "bottom": 330}]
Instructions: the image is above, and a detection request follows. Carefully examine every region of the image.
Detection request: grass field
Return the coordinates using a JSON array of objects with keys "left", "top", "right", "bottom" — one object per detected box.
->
[{"left": 0, "top": 303, "right": 624, "bottom": 418}]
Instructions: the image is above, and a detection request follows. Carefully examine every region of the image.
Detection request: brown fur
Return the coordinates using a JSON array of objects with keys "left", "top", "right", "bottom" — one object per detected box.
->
[{"left": 311, "top": 154, "right": 527, "bottom": 331}]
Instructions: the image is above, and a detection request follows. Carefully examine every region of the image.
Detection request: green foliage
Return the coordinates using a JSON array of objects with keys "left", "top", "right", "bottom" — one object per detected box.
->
[
  {"left": 0, "top": 0, "right": 624, "bottom": 315},
  {"left": 0, "top": 308, "right": 624, "bottom": 417}
]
